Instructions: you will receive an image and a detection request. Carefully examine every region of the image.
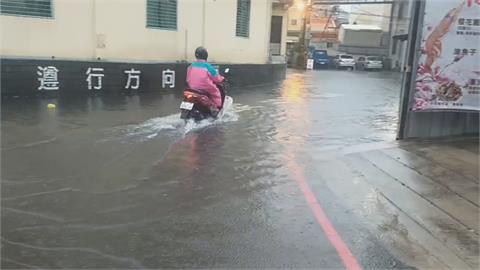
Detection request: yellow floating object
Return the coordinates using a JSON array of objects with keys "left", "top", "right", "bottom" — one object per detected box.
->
[{"left": 47, "top": 103, "right": 56, "bottom": 109}]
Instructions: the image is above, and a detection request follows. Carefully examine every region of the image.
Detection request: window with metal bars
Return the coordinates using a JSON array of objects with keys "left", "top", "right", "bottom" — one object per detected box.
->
[
  {"left": 0, "top": 0, "right": 53, "bottom": 18},
  {"left": 235, "top": 0, "right": 250, "bottom": 38},
  {"left": 146, "top": 0, "right": 177, "bottom": 30}
]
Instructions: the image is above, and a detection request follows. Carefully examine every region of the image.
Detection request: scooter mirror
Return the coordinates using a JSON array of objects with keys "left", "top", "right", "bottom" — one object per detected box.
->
[{"left": 224, "top": 68, "right": 230, "bottom": 73}]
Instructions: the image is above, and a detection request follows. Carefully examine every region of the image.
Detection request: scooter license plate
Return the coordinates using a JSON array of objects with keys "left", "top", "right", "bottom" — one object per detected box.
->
[{"left": 180, "top": 102, "right": 194, "bottom": 110}]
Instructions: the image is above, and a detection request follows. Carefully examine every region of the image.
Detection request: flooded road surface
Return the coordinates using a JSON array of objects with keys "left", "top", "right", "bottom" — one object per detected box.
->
[{"left": 2, "top": 70, "right": 411, "bottom": 268}]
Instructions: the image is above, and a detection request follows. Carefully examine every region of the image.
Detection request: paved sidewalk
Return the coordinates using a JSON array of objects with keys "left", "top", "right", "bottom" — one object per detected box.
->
[{"left": 310, "top": 137, "right": 479, "bottom": 269}]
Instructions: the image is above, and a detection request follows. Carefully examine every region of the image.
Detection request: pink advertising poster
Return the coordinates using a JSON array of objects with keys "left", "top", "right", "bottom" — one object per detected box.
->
[{"left": 414, "top": 0, "right": 480, "bottom": 111}]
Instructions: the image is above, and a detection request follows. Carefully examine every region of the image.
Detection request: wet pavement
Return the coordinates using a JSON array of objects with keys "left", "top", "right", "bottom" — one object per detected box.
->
[{"left": 2, "top": 69, "right": 477, "bottom": 269}]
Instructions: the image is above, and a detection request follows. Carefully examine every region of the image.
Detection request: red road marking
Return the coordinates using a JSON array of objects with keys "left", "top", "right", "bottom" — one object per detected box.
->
[{"left": 288, "top": 160, "right": 363, "bottom": 270}]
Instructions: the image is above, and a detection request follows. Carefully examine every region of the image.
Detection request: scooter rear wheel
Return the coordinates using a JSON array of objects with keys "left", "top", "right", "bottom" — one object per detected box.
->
[{"left": 180, "top": 109, "right": 190, "bottom": 119}]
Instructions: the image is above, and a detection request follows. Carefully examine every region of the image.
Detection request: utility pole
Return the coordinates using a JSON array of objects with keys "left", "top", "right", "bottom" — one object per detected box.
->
[{"left": 297, "top": 0, "right": 312, "bottom": 69}]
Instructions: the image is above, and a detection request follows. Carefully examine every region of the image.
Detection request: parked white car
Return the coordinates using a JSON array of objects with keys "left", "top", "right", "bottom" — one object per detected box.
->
[
  {"left": 334, "top": 54, "right": 356, "bottom": 70},
  {"left": 356, "top": 56, "right": 383, "bottom": 70}
]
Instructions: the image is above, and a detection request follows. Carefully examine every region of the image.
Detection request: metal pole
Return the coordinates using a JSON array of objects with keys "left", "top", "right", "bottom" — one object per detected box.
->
[
  {"left": 397, "top": 0, "right": 424, "bottom": 139},
  {"left": 305, "top": 3, "right": 312, "bottom": 60},
  {"left": 297, "top": 6, "right": 307, "bottom": 68},
  {"left": 297, "top": 1, "right": 312, "bottom": 69}
]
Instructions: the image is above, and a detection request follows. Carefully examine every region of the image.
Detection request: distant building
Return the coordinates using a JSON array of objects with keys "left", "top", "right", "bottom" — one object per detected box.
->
[
  {"left": 310, "top": 6, "right": 340, "bottom": 49},
  {"left": 339, "top": 24, "right": 383, "bottom": 47},
  {"left": 389, "top": 0, "right": 413, "bottom": 70},
  {"left": 286, "top": 3, "right": 304, "bottom": 49},
  {"left": 1, "top": 0, "right": 289, "bottom": 64},
  {"left": 271, "top": 0, "right": 293, "bottom": 63},
  {"left": 337, "top": 24, "right": 387, "bottom": 56},
  {"left": 286, "top": 3, "right": 348, "bottom": 61}
]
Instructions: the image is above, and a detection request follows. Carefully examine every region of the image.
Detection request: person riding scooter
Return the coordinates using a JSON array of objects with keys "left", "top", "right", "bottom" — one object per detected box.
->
[{"left": 186, "top": 47, "right": 225, "bottom": 114}]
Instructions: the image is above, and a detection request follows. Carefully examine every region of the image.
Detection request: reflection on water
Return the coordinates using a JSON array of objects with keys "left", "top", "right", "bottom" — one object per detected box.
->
[{"left": 280, "top": 73, "right": 308, "bottom": 104}]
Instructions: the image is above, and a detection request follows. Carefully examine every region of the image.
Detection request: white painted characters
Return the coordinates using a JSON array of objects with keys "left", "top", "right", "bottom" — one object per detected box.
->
[
  {"left": 124, "top": 69, "right": 141, "bottom": 90},
  {"left": 162, "top": 69, "right": 175, "bottom": 88},
  {"left": 37, "top": 66, "right": 177, "bottom": 91},
  {"left": 37, "top": 66, "right": 59, "bottom": 90},
  {"left": 86, "top": 67, "right": 105, "bottom": 90}
]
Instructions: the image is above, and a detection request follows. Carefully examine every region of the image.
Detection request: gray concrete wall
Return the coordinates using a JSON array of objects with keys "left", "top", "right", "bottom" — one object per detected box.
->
[
  {"left": 403, "top": 111, "right": 479, "bottom": 138},
  {"left": 1, "top": 58, "right": 286, "bottom": 96}
]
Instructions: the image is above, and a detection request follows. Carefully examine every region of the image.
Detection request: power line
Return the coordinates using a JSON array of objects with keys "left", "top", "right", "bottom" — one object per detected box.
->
[
  {"left": 312, "top": 7, "right": 394, "bottom": 19},
  {"left": 312, "top": 0, "right": 393, "bottom": 5},
  {"left": 351, "top": 5, "right": 390, "bottom": 18}
]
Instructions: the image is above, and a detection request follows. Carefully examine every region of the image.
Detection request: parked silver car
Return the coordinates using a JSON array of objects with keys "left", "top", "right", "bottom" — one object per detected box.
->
[
  {"left": 356, "top": 56, "right": 383, "bottom": 70},
  {"left": 334, "top": 54, "right": 356, "bottom": 70}
]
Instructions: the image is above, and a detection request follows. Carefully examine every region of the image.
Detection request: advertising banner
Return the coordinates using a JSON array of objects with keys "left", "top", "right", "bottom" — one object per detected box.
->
[{"left": 414, "top": 0, "right": 480, "bottom": 111}]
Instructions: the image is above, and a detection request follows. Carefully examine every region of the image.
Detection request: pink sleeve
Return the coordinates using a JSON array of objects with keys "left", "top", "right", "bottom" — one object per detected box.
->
[{"left": 209, "top": 73, "right": 224, "bottom": 84}]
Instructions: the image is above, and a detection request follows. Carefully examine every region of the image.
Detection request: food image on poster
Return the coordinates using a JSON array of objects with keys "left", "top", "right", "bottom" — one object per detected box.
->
[
  {"left": 414, "top": 0, "right": 480, "bottom": 111},
  {"left": 436, "top": 81, "right": 463, "bottom": 101}
]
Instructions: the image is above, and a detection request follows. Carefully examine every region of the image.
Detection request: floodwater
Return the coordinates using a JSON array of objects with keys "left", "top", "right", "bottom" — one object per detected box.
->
[{"left": 1, "top": 70, "right": 408, "bottom": 268}]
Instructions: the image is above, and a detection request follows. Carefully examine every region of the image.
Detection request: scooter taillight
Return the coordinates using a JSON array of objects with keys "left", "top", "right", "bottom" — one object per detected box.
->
[
  {"left": 184, "top": 91, "right": 195, "bottom": 100},
  {"left": 183, "top": 90, "right": 212, "bottom": 108}
]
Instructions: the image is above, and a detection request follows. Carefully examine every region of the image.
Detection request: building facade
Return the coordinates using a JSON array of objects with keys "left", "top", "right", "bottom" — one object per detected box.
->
[
  {"left": 1, "top": 0, "right": 289, "bottom": 64},
  {"left": 270, "top": 0, "right": 291, "bottom": 62},
  {"left": 1, "top": 0, "right": 290, "bottom": 95}
]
